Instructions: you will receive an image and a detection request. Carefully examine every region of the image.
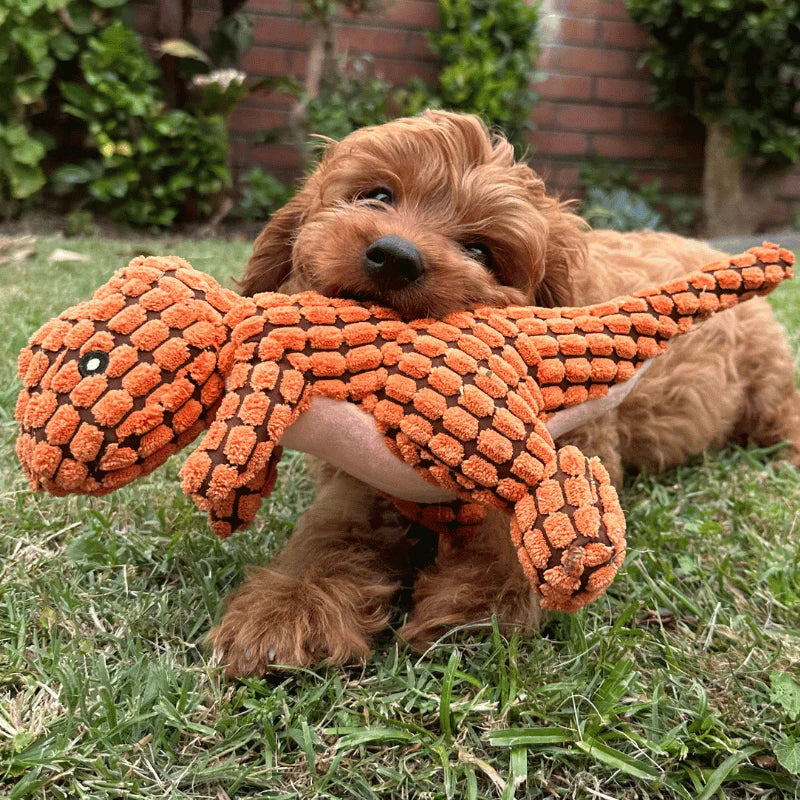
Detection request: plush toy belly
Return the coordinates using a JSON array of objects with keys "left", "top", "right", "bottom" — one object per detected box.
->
[
  {"left": 282, "top": 364, "right": 652, "bottom": 504},
  {"left": 283, "top": 397, "right": 457, "bottom": 503}
]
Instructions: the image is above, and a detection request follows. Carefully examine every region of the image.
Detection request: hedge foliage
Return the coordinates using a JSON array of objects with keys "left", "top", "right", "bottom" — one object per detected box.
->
[
  {"left": 2, "top": 0, "right": 542, "bottom": 227},
  {"left": 626, "top": 0, "right": 800, "bottom": 164},
  {"left": 0, "top": 0, "right": 127, "bottom": 211},
  {"left": 54, "top": 23, "right": 231, "bottom": 228},
  {"left": 0, "top": 0, "right": 241, "bottom": 227}
]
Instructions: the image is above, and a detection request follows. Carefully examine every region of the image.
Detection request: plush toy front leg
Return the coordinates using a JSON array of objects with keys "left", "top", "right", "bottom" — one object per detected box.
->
[
  {"left": 511, "top": 445, "right": 626, "bottom": 612},
  {"left": 179, "top": 355, "right": 308, "bottom": 537}
]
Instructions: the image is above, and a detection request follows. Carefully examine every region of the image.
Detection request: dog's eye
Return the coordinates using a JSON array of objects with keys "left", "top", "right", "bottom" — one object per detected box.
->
[
  {"left": 356, "top": 187, "right": 394, "bottom": 206},
  {"left": 464, "top": 242, "right": 494, "bottom": 270}
]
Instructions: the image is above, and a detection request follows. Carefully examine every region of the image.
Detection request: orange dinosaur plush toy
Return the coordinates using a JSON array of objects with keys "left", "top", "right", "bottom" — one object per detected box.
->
[{"left": 15, "top": 244, "right": 793, "bottom": 611}]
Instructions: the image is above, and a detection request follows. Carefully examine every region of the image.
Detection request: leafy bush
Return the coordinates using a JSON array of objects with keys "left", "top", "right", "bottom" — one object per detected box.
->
[
  {"left": 65, "top": 209, "right": 96, "bottom": 237},
  {"left": 305, "top": 56, "right": 393, "bottom": 142},
  {"left": 55, "top": 23, "right": 230, "bottom": 228},
  {"left": 421, "top": 0, "right": 541, "bottom": 150},
  {"left": 0, "top": 0, "right": 125, "bottom": 211},
  {"left": 581, "top": 163, "right": 663, "bottom": 232},
  {"left": 580, "top": 161, "right": 702, "bottom": 234},
  {"left": 286, "top": 0, "right": 541, "bottom": 160},
  {"left": 0, "top": 123, "right": 47, "bottom": 213},
  {"left": 234, "top": 168, "right": 294, "bottom": 221},
  {"left": 626, "top": 0, "right": 800, "bottom": 166}
]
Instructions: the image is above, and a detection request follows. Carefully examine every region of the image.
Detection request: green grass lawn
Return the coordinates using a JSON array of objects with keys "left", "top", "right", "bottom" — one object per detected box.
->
[{"left": 1, "top": 236, "right": 799, "bottom": 799}]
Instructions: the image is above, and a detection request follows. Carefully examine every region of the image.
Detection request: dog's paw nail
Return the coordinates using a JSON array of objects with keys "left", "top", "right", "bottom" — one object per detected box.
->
[{"left": 267, "top": 647, "right": 276, "bottom": 662}]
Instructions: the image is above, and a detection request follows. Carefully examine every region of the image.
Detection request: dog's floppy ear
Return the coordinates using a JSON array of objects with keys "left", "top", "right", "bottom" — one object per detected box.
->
[
  {"left": 239, "top": 187, "right": 312, "bottom": 297},
  {"left": 535, "top": 198, "right": 587, "bottom": 308}
]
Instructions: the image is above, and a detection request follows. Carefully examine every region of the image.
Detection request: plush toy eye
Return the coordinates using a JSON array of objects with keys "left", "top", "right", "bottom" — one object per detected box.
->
[
  {"left": 356, "top": 187, "right": 394, "bottom": 206},
  {"left": 464, "top": 242, "right": 494, "bottom": 270},
  {"left": 78, "top": 350, "right": 110, "bottom": 378}
]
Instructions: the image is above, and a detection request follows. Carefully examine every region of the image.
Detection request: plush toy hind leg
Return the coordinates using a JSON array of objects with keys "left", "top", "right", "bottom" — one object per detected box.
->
[
  {"left": 400, "top": 447, "right": 626, "bottom": 647},
  {"left": 511, "top": 447, "right": 626, "bottom": 613},
  {"left": 208, "top": 464, "right": 413, "bottom": 675}
]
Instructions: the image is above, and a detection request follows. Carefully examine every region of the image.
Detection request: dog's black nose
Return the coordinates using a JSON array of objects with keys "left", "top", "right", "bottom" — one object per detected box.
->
[{"left": 363, "top": 235, "right": 425, "bottom": 290}]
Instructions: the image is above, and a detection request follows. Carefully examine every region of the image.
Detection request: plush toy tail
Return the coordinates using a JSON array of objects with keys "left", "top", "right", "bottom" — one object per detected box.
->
[
  {"left": 511, "top": 445, "right": 626, "bottom": 612},
  {"left": 535, "top": 243, "right": 794, "bottom": 413},
  {"left": 178, "top": 321, "right": 310, "bottom": 537}
]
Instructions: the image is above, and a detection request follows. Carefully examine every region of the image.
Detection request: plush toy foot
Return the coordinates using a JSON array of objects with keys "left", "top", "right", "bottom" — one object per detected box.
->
[{"left": 208, "top": 567, "right": 400, "bottom": 675}]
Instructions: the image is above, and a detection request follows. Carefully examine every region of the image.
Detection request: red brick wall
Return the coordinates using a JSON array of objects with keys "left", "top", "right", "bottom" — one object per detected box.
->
[
  {"left": 531, "top": 0, "right": 705, "bottom": 198},
  {"left": 131, "top": 0, "right": 799, "bottom": 225}
]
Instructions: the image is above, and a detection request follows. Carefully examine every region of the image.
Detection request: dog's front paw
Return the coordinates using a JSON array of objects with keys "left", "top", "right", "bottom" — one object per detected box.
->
[{"left": 207, "top": 567, "right": 395, "bottom": 676}]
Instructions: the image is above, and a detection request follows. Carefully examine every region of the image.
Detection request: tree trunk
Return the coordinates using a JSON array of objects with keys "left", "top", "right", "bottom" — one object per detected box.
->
[
  {"left": 703, "top": 121, "right": 789, "bottom": 236},
  {"left": 287, "top": 12, "right": 335, "bottom": 159}
]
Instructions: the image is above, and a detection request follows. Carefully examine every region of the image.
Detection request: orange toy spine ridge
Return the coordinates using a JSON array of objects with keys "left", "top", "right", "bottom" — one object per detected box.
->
[{"left": 485, "top": 243, "right": 795, "bottom": 415}]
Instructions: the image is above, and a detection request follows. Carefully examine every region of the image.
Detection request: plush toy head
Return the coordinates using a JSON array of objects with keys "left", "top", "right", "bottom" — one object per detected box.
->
[
  {"left": 15, "top": 257, "right": 238, "bottom": 496},
  {"left": 15, "top": 245, "right": 794, "bottom": 611}
]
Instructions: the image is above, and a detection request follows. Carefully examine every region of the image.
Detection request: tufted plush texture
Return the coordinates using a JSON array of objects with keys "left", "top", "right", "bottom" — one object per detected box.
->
[{"left": 15, "top": 244, "right": 793, "bottom": 611}]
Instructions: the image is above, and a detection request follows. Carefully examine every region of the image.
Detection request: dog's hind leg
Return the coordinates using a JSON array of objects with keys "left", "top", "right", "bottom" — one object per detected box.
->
[{"left": 731, "top": 299, "right": 800, "bottom": 467}]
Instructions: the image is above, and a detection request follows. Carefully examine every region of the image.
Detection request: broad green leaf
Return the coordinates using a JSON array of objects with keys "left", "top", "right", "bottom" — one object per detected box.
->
[
  {"left": 770, "top": 671, "right": 800, "bottom": 721},
  {"left": 15, "top": 76, "right": 49, "bottom": 105},
  {"left": 52, "top": 30, "right": 79, "bottom": 61},
  {"left": 12, "top": 136, "right": 45, "bottom": 166},
  {"left": 576, "top": 738, "right": 660, "bottom": 780},
  {"left": 696, "top": 745, "right": 760, "bottom": 800},
  {"left": 594, "top": 658, "right": 637, "bottom": 718},
  {"left": 158, "top": 39, "right": 211, "bottom": 64},
  {"left": 439, "top": 649, "right": 460, "bottom": 740},
  {"left": 774, "top": 740, "right": 800, "bottom": 775},
  {"left": 2, "top": 124, "right": 27, "bottom": 146},
  {"left": 334, "top": 727, "right": 415, "bottom": 748},
  {"left": 488, "top": 728, "right": 575, "bottom": 746},
  {"left": 8, "top": 162, "right": 45, "bottom": 198}
]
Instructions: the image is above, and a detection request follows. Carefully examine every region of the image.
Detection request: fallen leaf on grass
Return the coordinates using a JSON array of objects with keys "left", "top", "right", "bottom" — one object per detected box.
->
[
  {"left": 50, "top": 248, "right": 89, "bottom": 262},
  {"left": 636, "top": 608, "right": 699, "bottom": 628},
  {"left": 754, "top": 754, "right": 777, "bottom": 768},
  {"left": 636, "top": 608, "right": 677, "bottom": 627},
  {"left": 0, "top": 235, "right": 36, "bottom": 265}
]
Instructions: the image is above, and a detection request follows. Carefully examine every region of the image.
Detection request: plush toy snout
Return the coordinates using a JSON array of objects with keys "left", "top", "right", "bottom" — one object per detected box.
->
[{"left": 15, "top": 256, "right": 237, "bottom": 496}]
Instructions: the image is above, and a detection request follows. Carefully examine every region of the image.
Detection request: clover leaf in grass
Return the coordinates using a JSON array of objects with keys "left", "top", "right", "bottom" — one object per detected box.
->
[{"left": 769, "top": 670, "right": 800, "bottom": 721}]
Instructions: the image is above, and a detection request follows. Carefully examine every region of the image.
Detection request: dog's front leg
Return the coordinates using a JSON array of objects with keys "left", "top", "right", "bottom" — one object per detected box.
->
[
  {"left": 399, "top": 508, "right": 542, "bottom": 648},
  {"left": 209, "top": 464, "right": 411, "bottom": 675}
]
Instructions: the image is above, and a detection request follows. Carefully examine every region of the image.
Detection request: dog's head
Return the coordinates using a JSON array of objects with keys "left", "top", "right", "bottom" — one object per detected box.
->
[{"left": 242, "top": 110, "right": 587, "bottom": 316}]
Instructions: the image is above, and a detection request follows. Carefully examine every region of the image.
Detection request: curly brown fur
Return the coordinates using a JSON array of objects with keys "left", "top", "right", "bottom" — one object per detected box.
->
[{"left": 212, "top": 110, "right": 800, "bottom": 673}]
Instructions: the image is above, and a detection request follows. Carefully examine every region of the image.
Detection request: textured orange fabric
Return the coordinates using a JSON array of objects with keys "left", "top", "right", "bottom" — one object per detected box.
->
[{"left": 15, "top": 245, "right": 793, "bottom": 611}]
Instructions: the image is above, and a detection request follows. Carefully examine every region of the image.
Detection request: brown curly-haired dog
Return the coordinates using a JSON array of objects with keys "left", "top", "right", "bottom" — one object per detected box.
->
[{"left": 209, "top": 110, "right": 800, "bottom": 675}]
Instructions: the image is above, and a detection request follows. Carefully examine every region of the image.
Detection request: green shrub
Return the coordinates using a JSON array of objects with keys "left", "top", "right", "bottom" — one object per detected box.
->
[
  {"left": 626, "top": 0, "right": 800, "bottom": 166},
  {"left": 65, "top": 209, "right": 96, "bottom": 237},
  {"left": 580, "top": 163, "right": 663, "bottom": 232},
  {"left": 0, "top": 0, "right": 125, "bottom": 212},
  {"left": 421, "top": 0, "right": 541, "bottom": 150},
  {"left": 305, "top": 55, "right": 393, "bottom": 142},
  {"left": 580, "top": 161, "right": 702, "bottom": 234},
  {"left": 0, "top": 123, "right": 47, "bottom": 213},
  {"left": 234, "top": 168, "right": 294, "bottom": 221},
  {"left": 54, "top": 23, "right": 230, "bottom": 228},
  {"left": 286, "top": 0, "right": 541, "bottom": 159}
]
